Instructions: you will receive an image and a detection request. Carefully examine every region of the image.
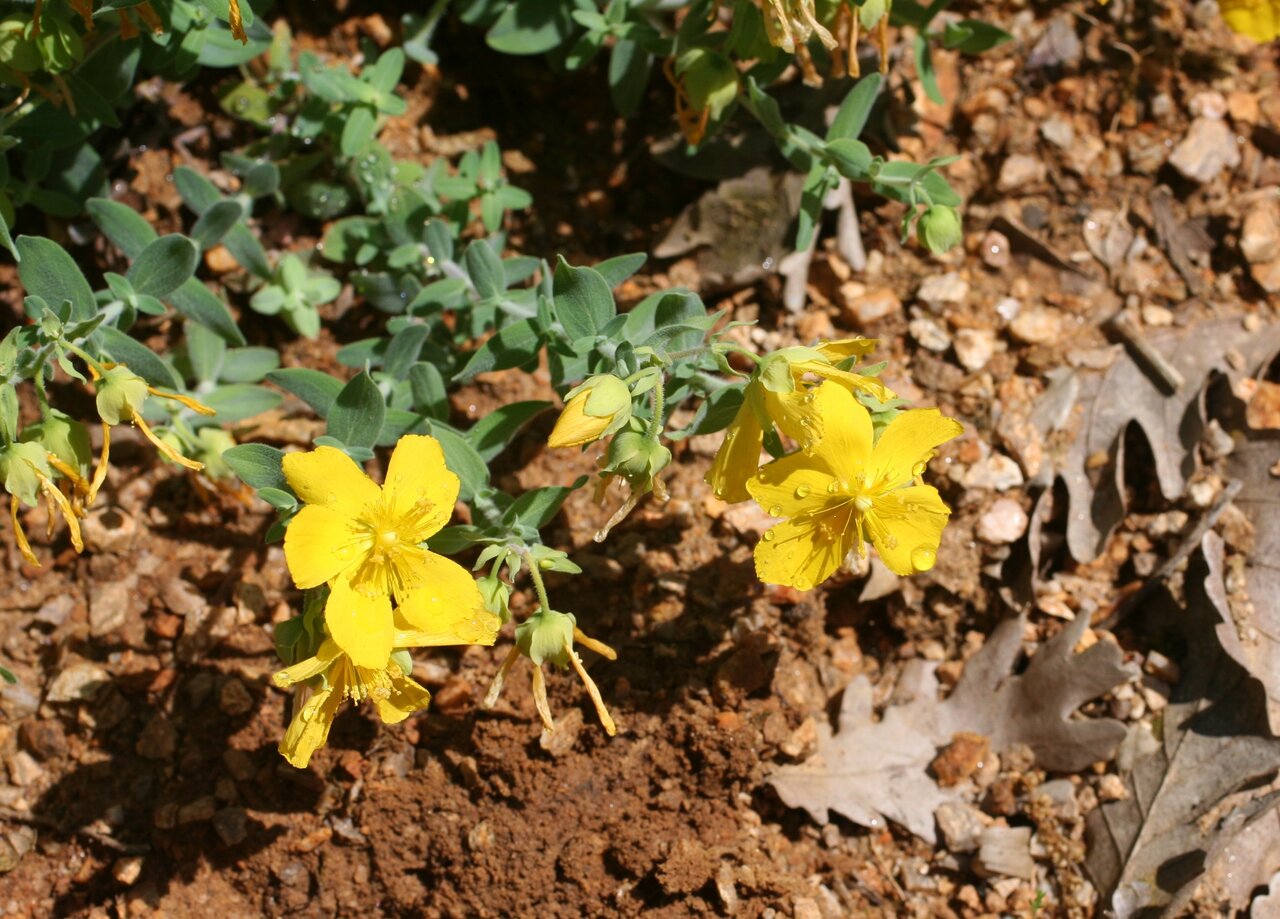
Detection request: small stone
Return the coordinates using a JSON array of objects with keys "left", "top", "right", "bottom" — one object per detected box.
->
[
  {"left": 931, "top": 732, "right": 992, "bottom": 787},
  {"left": 204, "top": 245, "right": 239, "bottom": 274},
  {"left": 1144, "top": 650, "right": 1181, "bottom": 684},
  {"left": 1140, "top": 304, "right": 1173, "bottom": 327},
  {"left": 34, "top": 595, "right": 74, "bottom": 626},
  {"left": 46, "top": 661, "right": 111, "bottom": 703},
  {"left": 218, "top": 679, "right": 255, "bottom": 716},
  {"left": 113, "top": 856, "right": 144, "bottom": 886},
  {"left": 1247, "top": 381, "right": 1280, "bottom": 430},
  {"left": 80, "top": 507, "right": 137, "bottom": 554},
  {"left": 467, "top": 820, "right": 494, "bottom": 852},
  {"left": 978, "top": 498, "right": 1029, "bottom": 544},
  {"left": 1034, "top": 779, "right": 1080, "bottom": 820},
  {"left": 840, "top": 285, "right": 901, "bottom": 327},
  {"left": 1188, "top": 91, "right": 1228, "bottom": 120},
  {"left": 1168, "top": 118, "right": 1241, "bottom": 184},
  {"left": 1040, "top": 116, "right": 1075, "bottom": 149},
  {"left": 213, "top": 807, "right": 248, "bottom": 846},
  {"left": 722, "top": 502, "right": 775, "bottom": 540},
  {"left": 973, "top": 826, "right": 1037, "bottom": 880},
  {"left": 1241, "top": 199, "right": 1280, "bottom": 265},
  {"left": 6, "top": 751, "right": 43, "bottom": 787},
  {"left": 161, "top": 578, "right": 209, "bottom": 619},
  {"left": 963, "top": 454, "right": 1025, "bottom": 492},
  {"left": 18, "top": 720, "right": 67, "bottom": 760},
  {"left": 910, "top": 316, "right": 951, "bottom": 352},
  {"left": 917, "top": 272, "right": 969, "bottom": 311},
  {"left": 274, "top": 860, "right": 310, "bottom": 889},
  {"left": 1227, "top": 90, "right": 1260, "bottom": 125},
  {"left": 177, "top": 796, "right": 218, "bottom": 825},
  {"left": 1187, "top": 477, "right": 1220, "bottom": 507},
  {"left": 936, "top": 801, "right": 988, "bottom": 854},
  {"left": 793, "top": 898, "right": 822, "bottom": 919},
  {"left": 89, "top": 576, "right": 143, "bottom": 637},
  {"left": 539, "top": 706, "right": 584, "bottom": 758},
  {"left": 954, "top": 328, "right": 996, "bottom": 371},
  {"left": 997, "top": 155, "right": 1046, "bottom": 193},
  {"left": 995, "top": 297, "right": 1022, "bottom": 322},
  {"left": 981, "top": 231, "right": 1011, "bottom": 269},
  {"left": 136, "top": 714, "right": 176, "bottom": 761},
  {"left": 715, "top": 862, "right": 739, "bottom": 913},
  {"left": 1009, "top": 307, "right": 1063, "bottom": 344},
  {"left": 1096, "top": 774, "right": 1129, "bottom": 802},
  {"left": 779, "top": 717, "right": 818, "bottom": 758}
]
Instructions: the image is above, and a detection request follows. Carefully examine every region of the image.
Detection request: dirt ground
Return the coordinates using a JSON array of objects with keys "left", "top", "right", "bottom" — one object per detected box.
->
[{"left": 2, "top": 2, "right": 1279, "bottom": 917}]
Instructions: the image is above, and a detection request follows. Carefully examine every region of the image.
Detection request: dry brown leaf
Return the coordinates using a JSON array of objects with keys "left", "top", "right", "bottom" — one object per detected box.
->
[
  {"left": 769, "top": 612, "right": 1132, "bottom": 842},
  {"left": 1084, "top": 536, "right": 1280, "bottom": 918},
  {"left": 1032, "top": 318, "right": 1280, "bottom": 562}
]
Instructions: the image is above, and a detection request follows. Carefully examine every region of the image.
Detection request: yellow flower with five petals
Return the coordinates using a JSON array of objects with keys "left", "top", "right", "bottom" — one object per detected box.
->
[
  {"left": 282, "top": 435, "right": 492, "bottom": 668},
  {"left": 747, "top": 382, "right": 962, "bottom": 589},
  {"left": 708, "top": 337, "right": 894, "bottom": 504}
]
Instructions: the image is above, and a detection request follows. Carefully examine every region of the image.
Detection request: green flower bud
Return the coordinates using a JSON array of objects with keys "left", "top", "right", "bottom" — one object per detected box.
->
[
  {"left": 605, "top": 431, "right": 672, "bottom": 483},
  {"left": 95, "top": 366, "right": 149, "bottom": 426},
  {"left": 477, "top": 572, "right": 512, "bottom": 623},
  {"left": 20, "top": 411, "right": 91, "bottom": 478},
  {"left": 0, "top": 441, "right": 52, "bottom": 506},
  {"left": 515, "top": 609, "right": 577, "bottom": 669},
  {"left": 917, "top": 205, "right": 963, "bottom": 255},
  {"left": 548, "top": 375, "right": 633, "bottom": 448},
  {"left": 194, "top": 427, "right": 236, "bottom": 479}
]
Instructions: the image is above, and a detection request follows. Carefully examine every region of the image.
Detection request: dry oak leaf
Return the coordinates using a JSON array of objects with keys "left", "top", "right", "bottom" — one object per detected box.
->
[
  {"left": 1085, "top": 536, "right": 1280, "bottom": 918},
  {"left": 1032, "top": 318, "right": 1280, "bottom": 562},
  {"left": 769, "top": 611, "right": 1133, "bottom": 842}
]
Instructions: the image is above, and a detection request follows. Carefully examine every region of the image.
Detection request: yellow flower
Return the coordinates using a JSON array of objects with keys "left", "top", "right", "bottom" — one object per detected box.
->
[
  {"left": 547, "top": 375, "right": 632, "bottom": 449},
  {"left": 747, "top": 382, "right": 962, "bottom": 589},
  {"left": 282, "top": 435, "right": 493, "bottom": 667},
  {"left": 1218, "top": 0, "right": 1280, "bottom": 40},
  {"left": 707, "top": 337, "right": 893, "bottom": 504},
  {"left": 274, "top": 592, "right": 500, "bottom": 768},
  {"left": 2, "top": 440, "right": 83, "bottom": 567}
]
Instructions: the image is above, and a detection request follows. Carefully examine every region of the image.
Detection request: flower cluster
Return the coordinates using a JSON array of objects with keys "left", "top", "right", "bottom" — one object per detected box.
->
[
  {"left": 273, "top": 435, "right": 500, "bottom": 767},
  {"left": 3, "top": 360, "right": 214, "bottom": 568}
]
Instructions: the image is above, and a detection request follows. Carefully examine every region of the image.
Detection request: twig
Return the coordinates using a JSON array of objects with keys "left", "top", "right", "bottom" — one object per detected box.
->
[
  {"left": 1102, "top": 312, "right": 1185, "bottom": 394},
  {"left": 1095, "top": 478, "right": 1243, "bottom": 630}
]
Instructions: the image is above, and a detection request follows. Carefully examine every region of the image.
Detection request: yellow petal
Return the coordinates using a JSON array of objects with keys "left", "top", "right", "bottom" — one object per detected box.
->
[
  {"left": 395, "top": 552, "right": 499, "bottom": 645},
  {"left": 325, "top": 576, "right": 394, "bottom": 668},
  {"left": 10, "top": 495, "right": 39, "bottom": 567},
  {"left": 282, "top": 446, "right": 380, "bottom": 521},
  {"left": 868, "top": 408, "right": 964, "bottom": 490},
  {"left": 227, "top": 0, "right": 248, "bottom": 42},
  {"left": 279, "top": 687, "right": 341, "bottom": 769},
  {"left": 867, "top": 485, "right": 951, "bottom": 576},
  {"left": 815, "top": 337, "right": 878, "bottom": 362},
  {"left": 274, "top": 639, "right": 344, "bottom": 688},
  {"left": 707, "top": 399, "right": 765, "bottom": 503},
  {"left": 374, "top": 670, "right": 432, "bottom": 724},
  {"left": 763, "top": 387, "right": 824, "bottom": 450},
  {"left": 283, "top": 504, "right": 372, "bottom": 589},
  {"left": 748, "top": 451, "right": 838, "bottom": 519},
  {"left": 805, "top": 362, "right": 895, "bottom": 405},
  {"left": 805, "top": 383, "right": 874, "bottom": 485},
  {"left": 1219, "top": 0, "right": 1280, "bottom": 40},
  {"left": 754, "top": 507, "right": 857, "bottom": 590},
  {"left": 383, "top": 434, "right": 458, "bottom": 540},
  {"left": 547, "top": 394, "right": 611, "bottom": 448}
]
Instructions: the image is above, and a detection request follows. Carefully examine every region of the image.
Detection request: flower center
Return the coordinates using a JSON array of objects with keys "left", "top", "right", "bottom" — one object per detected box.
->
[
  {"left": 854, "top": 495, "right": 874, "bottom": 513},
  {"left": 377, "top": 529, "right": 399, "bottom": 549}
]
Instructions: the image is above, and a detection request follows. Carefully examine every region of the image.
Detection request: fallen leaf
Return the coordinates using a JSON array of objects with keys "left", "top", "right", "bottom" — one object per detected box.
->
[
  {"left": 1084, "top": 537, "right": 1280, "bottom": 917},
  {"left": 769, "top": 611, "right": 1132, "bottom": 841},
  {"left": 1033, "top": 318, "right": 1280, "bottom": 562}
]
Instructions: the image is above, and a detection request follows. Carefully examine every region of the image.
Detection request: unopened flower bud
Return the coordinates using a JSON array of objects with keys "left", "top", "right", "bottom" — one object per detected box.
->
[
  {"left": 194, "top": 427, "right": 236, "bottom": 479},
  {"left": 515, "top": 609, "right": 576, "bottom": 668},
  {"left": 477, "top": 573, "right": 512, "bottom": 622},
  {"left": 0, "top": 441, "right": 52, "bottom": 506},
  {"left": 605, "top": 431, "right": 671, "bottom": 483},
  {"left": 547, "top": 375, "right": 632, "bottom": 448},
  {"left": 21, "top": 411, "right": 91, "bottom": 478},
  {"left": 917, "top": 205, "right": 963, "bottom": 255}
]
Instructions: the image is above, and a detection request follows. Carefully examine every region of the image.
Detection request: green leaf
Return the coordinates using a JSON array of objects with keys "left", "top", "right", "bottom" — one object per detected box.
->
[
  {"left": 466, "top": 400, "right": 551, "bottom": 462},
  {"left": 384, "top": 324, "right": 430, "bottom": 380},
  {"left": 173, "top": 165, "right": 222, "bottom": 215},
  {"left": 218, "top": 347, "right": 279, "bottom": 384},
  {"left": 87, "top": 198, "right": 156, "bottom": 258},
  {"left": 486, "top": 0, "right": 575, "bottom": 55},
  {"left": 327, "top": 371, "right": 386, "bottom": 449},
  {"left": 15, "top": 236, "right": 96, "bottom": 322},
  {"left": 185, "top": 320, "right": 226, "bottom": 384},
  {"left": 0, "top": 665, "right": 16, "bottom": 685},
  {"left": 201, "top": 384, "right": 283, "bottom": 424},
  {"left": 827, "top": 74, "right": 882, "bottom": 142},
  {"left": 190, "top": 200, "right": 243, "bottom": 250},
  {"left": 825, "top": 138, "right": 873, "bottom": 180},
  {"left": 456, "top": 317, "right": 541, "bottom": 381},
  {"left": 942, "top": 19, "right": 1013, "bottom": 53},
  {"left": 256, "top": 487, "right": 298, "bottom": 510},
  {"left": 428, "top": 524, "right": 487, "bottom": 555},
  {"left": 128, "top": 235, "right": 199, "bottom": 298},
  {"left": 428, "top": 422, "right": 489, "bottom": 500},
  {"left": 222, "top": 443, "right": 288, "bottom": 490},
  {"left": 594, "top": 252, "right": 647, "bottom": 288},
  {"left": 169, "top": 278, "right": 246, "bottom": 347},
  {"left": 464, "top": 239, "right": 506, "bottom": 300},
  {"left": 93, "top": 326, "right": 181, "bottom": 389},
  {"left": 505, "top": 482, "right": 580, "bottom": 530},
  {"left": 554, "top": 256, "right": 615, "bottom": 340},
  {"left": 915, "top": 36, "right": 943, "bottom": 106},
  {"left": 0, "top": 381, "right": 17, "bottom": 442},
  {"left": 223, "top": 224, "right": 272, "bottom": 279},
  {"left": 267, "top": 367, "right": 344, "bottom": 418},
  {"left": 668, "top": 384, "right": 744, "bottom": 440},
  {"left": 608, "top": 38, "right": 650, "bottom": 117},
  {"left": 341, "top": 105, "right": 378, "bottom": 158},
  {"left": 409, "top": 362, "right": 449, "bottom": 420},
  {"left": 0, "top": 212, "right": 15, "bottom": 262}
]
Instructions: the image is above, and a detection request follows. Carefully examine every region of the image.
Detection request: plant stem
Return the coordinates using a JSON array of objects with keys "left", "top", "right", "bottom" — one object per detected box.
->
[
  {"left": 519, "top": 547, "right": 554, "bottom": 615},
  {"left": 647, "top": 376, "right": 665, "bottom": 440}
]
